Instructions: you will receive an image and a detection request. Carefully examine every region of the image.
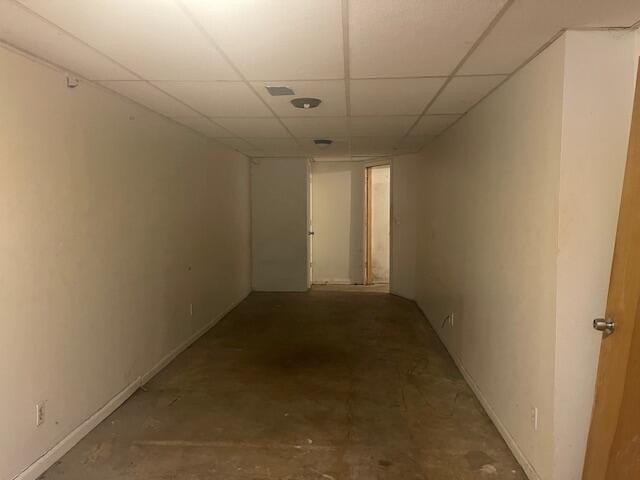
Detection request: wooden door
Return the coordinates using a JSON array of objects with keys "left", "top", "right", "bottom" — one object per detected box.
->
[{"left": 582, "top": 64, "right": 640, "bottom": 480}]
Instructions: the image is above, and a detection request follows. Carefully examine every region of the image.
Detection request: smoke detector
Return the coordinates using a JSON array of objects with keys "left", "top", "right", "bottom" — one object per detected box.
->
[
  {"left": 313, "top": 139, "right": 333, "bottom": 148},
  {"left": 291, "top": 97, "right": 322, "bottom": 109},
  {"left": 265, "top": 85, "right": 294, "bottom": 96}
]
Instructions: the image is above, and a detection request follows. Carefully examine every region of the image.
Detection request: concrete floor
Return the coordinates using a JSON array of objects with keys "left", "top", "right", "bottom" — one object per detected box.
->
[{"left": 40, "top": 291, "right": 526, "bottom": 480}]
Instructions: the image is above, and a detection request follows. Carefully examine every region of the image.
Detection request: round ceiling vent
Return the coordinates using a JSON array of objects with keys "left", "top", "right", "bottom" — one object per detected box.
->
[{"left": 291, "top": 97, "right": 322, "bottom": 109}]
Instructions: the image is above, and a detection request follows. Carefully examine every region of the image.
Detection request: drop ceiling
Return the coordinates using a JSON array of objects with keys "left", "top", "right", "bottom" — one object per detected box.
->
[{"left": 1, "top": 0, "right": 639, "bottom": 160}]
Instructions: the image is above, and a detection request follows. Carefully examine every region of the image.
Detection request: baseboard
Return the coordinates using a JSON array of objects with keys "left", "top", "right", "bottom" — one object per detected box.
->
[
  {"left": 452, "top": 356, "right": 542, "bottom": 480},
  {"left": 415, "top": 301, "right": 542, "bottom": 480},
  {"left": 12, "top": 377, "right": 141, "bottom": 480},
  {"left": 311, "top": 279, "right": 354, "bottom": 285},
  {"left": 140, "top": 290, "right": 249, "bottom": 385},
  {"left": 12, "top": 290, "right": 250, "bottom": 480}
]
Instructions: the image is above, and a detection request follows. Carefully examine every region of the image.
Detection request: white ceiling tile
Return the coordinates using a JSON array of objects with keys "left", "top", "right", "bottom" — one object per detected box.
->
[
  {"left": 398, "top": 136, "right": 434, "bottom": 152},
  {"left": 459, "top": 0, "right": 561, "bottom": 74},
  {"left": 172, "top": 117, "right": 231, "bottom": 138},
  {"left": 0, "top": 2, "right": 135, "bottom": 80},
  {"left": 351, "top": 137, "right": 402, "bottom": 156},
  {"left": 351, "top": 116, "right": 418, "bottom": 137},
  {"left": 216, "top": 138, "right": 258, "bottom": 152},
  {"left": 411, "top": 115, "right": 461, "bottom": 136},
  {"left": 350, "top": 78, "right": 445, "bottom": 115},
  {"left": 17, "top": 0, "right": 239, "bottom": 80},
  {"left": 428, "top": 76, "right": 506, "bottom": 114},
  {"left": 214, "top": 118, "right": 291, "bottom": 138},
  {"left": 99, "top": 81, "right": 196, "bottom": 117},
  {"left": 180, "top": 0, "right": 344, "bottom": 80},
  {"left": 246, "top": 138, "right": 305, "bottom": 155},
  {"left": 251, "top": 80, "right": 347, "bottom": 117},
  {"left": 281, "top": 117, "right": 348, "bottom": 138},
  {"left": 563, "top": 0, "right": 640, "bottom": 27},
  {"left": 300, "top": 138, "right": 350, "bottom": 156},
  {"left": 350, "top": 0, "right": 508, "bottom": 78},
  {"left": 153, "top": 82, "right": 271, "bottom": 117},
  {"left": 460, "top": 0, "right": 640, "bottom": 75},
  {"left": 313, "top": 156, "right": 354, "bottom": 162}
]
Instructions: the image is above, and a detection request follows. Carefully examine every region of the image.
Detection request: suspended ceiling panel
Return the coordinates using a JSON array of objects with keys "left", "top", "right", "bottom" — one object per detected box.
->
[
  {"left": 216, "top": 137, "right": 257, "bottom": 151},
  {"left": 98, "top": 81, "right": 196, "bottom": 117},
  {"left": 153, "top": 82, "right": 272, "bottom": 117},
  {"left": 350, "top": 78, "right": 445, "bottom": 115},
  {"left": 299, "top": 138, "right": 350, "bottom": 155},
  {"left": 460, "top": 0, "right": 640, "bottom": 74},
  {"left": 428, "top": 76, "right": 507, "bottom": 115},
  {"left": 251, "top": 80, "right": 347, "bottom": 117},
  {"left": 179, "top": 0, "right": 345, "bottom": 80},
  {"left": 213, "top": 118, "right": 290, "bottom": 139},
  {"left": 0, "top": 1, "right": 135, "bottom": 80},
  {"left": 281, "top": 117, "right": 350, "bottom": 138},
  {"left": 412, "top": 115, "right": 462, "bottom": 136},
  {"left": 2, "top": 0, "right": 639, "bottom": 159},
  {"left": 351, "top": 116, "right": 418, "bottom": 137},
  {"left": 349, "top": 0, "right": 508, "bottom": 78},
  {"left": 171, "top": 117, "right": 232, "bottom": 138},
  {"left": 18, "top": 0, "right": 239, "bottom": 80}
]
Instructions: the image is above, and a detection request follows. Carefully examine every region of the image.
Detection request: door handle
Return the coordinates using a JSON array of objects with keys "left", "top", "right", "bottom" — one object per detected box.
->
[{"left": 593, "top": 318, "right": 615, "bottom": 335}]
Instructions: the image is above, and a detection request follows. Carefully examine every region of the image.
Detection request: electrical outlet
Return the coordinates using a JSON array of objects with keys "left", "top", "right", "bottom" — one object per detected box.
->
[
  {"left": 36, "top": 402, "right": 45, "bottom": 427},
  {"left": 189, "top": 303, "right": 193, "bottom": 316},
  {"left": 530, "top": 406, "right": 539, "bottom": 431}
]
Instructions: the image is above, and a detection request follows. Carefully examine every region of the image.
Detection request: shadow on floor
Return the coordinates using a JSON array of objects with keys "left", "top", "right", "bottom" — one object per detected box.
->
[{"left": 40, "top": 291, "right": 526, "bottom": 480}]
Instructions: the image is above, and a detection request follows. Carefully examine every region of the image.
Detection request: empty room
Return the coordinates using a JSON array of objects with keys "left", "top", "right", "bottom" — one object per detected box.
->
[{"left": 2, "top": 1, "right": 640, "bottom": 480}]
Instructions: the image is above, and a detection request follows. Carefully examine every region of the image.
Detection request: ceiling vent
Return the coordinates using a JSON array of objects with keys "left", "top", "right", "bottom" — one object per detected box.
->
[
  {"left": 313, "top": 139, "right": 333, "bottom": 148},
  {"left": 265, "top": 85, "right": 294, "bottom": 96},
  {"left": 291, "top": 97, "right": 322, "bottom": 109}
]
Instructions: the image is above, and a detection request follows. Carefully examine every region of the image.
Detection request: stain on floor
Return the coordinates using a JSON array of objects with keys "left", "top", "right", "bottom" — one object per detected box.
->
[{"left": 39, "top": 290, "right": 527, "bottom": 480}]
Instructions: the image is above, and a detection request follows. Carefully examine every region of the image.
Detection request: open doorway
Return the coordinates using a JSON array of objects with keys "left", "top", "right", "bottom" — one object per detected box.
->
[{"left": 365, "top": 164, "right": 391, "bottom": 286}]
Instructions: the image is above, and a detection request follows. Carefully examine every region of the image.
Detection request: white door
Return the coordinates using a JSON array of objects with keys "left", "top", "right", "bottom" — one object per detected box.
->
[{"left": 251, "top": 157, "right": 310, "bottom": 292}]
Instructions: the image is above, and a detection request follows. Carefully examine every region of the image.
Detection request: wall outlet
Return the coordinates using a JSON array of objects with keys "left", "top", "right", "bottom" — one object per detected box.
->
[
  {"left": 36, "top": 402, "right": 45, "bottom": 427},
  {"left": 189, "top": 303, "right": 193, "bottom": 316},
  {"left": 530, "top": 406, "right": 539, "bottom": 431}
]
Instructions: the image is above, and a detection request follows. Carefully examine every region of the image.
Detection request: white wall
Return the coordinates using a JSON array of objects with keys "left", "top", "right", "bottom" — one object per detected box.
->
[
  {"left": 416, "top": 37, "right": 566, "bottom": 480},
  {"left": 0, "top": 46, "right": 251, "bottom": 480},
  {"left": 408, "top": 30, "right": 637, "bottom": 480},
  {"left": 553, "top": 30, "right": 636, "bottom": 480},
  {"left": 390, "top": 155, "right": 420, "bottom": 299},
  {"left": 311, "top": 161, "right": 365, "bottom": 284},
  {"left": 251, "top": 157, "right": 309, "bottom": 291}
]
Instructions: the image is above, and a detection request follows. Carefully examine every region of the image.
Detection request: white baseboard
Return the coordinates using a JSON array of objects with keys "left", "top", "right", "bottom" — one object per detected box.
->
[
  {"left": 12, "top": 378, "right": 141, "bottom": 480},
  {"left": 452, "top": 356, "right": 542, "bottom": 480},
  {"left": 140, "top": 291, "right": 249, "bottom": 385},
  {"left": 415, "top": 301, "right": 542, "bottom": 480},
  {"left": 12, "top": 290, "right": 250, "bottom": 480},
  {"left": 311, "top": 279, "right": 354, "bottom": 285}
]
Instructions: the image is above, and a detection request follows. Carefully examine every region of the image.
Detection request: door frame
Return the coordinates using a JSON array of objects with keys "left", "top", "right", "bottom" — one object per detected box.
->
[
  {"left": 363, "top": 162, "right": 391, "bottom": 286},
  {"left": 582, "top": 63, "right": 640, "bottom": 480}
]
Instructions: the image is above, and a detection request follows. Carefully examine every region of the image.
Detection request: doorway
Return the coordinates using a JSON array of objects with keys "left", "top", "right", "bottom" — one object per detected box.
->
[{"left": 365, "top": 164, "right": 391, "bottom": 285}]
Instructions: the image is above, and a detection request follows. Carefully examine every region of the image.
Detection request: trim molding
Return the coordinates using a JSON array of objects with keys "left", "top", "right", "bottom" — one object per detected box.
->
[
  {"left": 311, "top": 279, "right": 354, "bottom": 285},
  {"left": 415, "top": 300, "right": 542, "bottom": 480},
  {"left": 451, "top": 352, "right": 542, "bottom": 480},
  {"left": 12, "top": 290, "right": 250, "bottom": 480}
]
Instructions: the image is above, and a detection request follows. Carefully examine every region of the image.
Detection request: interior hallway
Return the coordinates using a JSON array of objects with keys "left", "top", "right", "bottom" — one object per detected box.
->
[{"left": 40, "top": 290, "right": 525, "bottom": 480}]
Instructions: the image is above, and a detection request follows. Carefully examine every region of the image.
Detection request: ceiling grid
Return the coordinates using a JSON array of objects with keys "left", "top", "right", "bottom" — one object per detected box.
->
[{"left": 1, "top": 0, "right": 639, "bottom": 160}]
